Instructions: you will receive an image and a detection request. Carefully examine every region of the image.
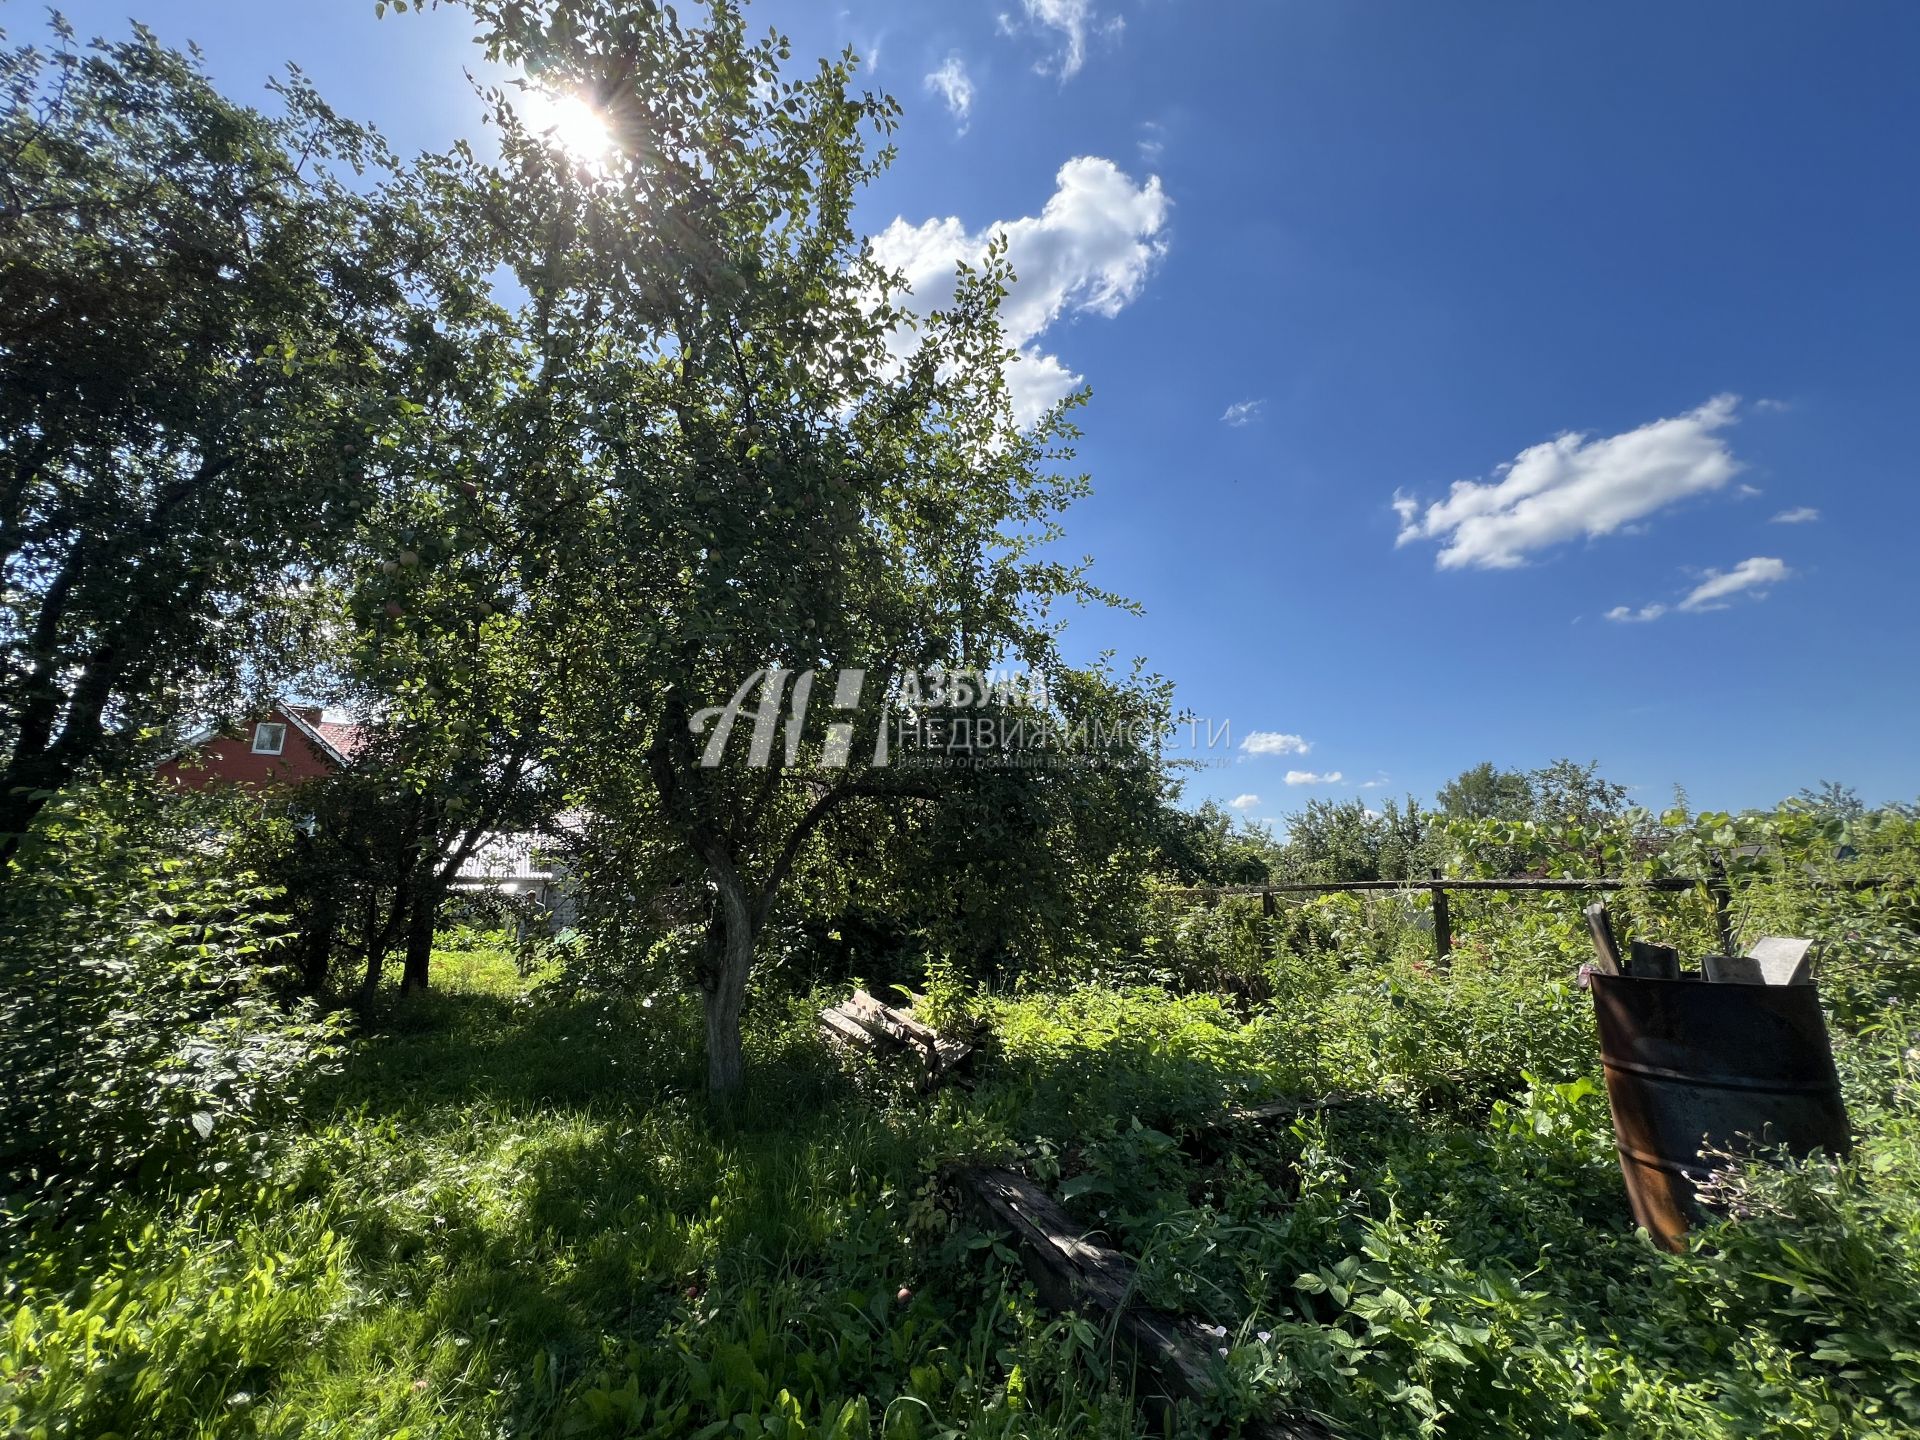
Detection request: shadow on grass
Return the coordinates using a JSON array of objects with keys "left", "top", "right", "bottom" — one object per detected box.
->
[
  {"left": 315, "top": 976, "right": 861, "bottom": 1128},
  {"left": 284, "top": 970, "right": 1621, "bottom": 1435},
  {"left": 282, "top": 996, "right": 995, "bottom": 1437}
]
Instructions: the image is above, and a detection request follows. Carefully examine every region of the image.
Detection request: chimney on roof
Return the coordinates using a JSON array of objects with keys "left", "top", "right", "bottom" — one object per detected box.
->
[{"left": 295, "top": 705, "right": 325, "bottom": 726}]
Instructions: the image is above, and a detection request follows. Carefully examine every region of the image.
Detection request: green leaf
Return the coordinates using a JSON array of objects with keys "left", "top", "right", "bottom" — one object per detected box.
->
[{"left": 1059, "top": 1173, "right": 1109, "bottom": 1201}]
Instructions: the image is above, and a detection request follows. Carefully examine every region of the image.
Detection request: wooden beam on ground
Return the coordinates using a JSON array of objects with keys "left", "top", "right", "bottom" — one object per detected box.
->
[
  {"left": 818, "top": 991, "right": 973, "bottom": 1087},
  {"left": 1222, "top": 1095, "right": 1353, "bottom": 1128},
  {"left": 819, "top": 1005, "right": 883, "bottom": 1049},
  {"left": 949, "top": 1166, "right": 1332, "bottom": 1440},
  {"left": 1183, "top": 1095, "right": 1353, "bottom": 1159},
  {"left": 847, "top": 988, "right": 940, "bottom": 1052}
]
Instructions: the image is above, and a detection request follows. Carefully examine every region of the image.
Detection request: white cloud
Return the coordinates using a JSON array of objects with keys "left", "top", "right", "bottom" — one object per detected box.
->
[
  {"left": 1771, "top": 506, "right": 1820, "bottom": 524},
  {"left": 1220, "top": 398, "right": 1265, "bottom": 427},
  {"left": 1393, "top": 394, "right": 1744, "bottom": 570},
  {"left": 1285, "top": 770, "right": 1344, "bottom": 786},
  {"left": 1605, "top": 555, "right": 1793, "bottom": 622},
  {"left": 870, "top": 156, "right": 1169, "bottom": 426},
  {"left": 923, "top": 54, "right": 973, "bottom": 131},
  {"left": 1358, "top": 774, "right": 1390, "bottom": 789},
  {"left": 1241, "top": 731, "right": 1311, "bottom": 756},
  {"left": 1228, "top": 793, "right": 1260, "bottom": 811},
  {"left": 1136, "top": 119, "right": 1165, "bottom": 164},
  {"left": 1010, "top": 0, "right": 1111, "bottom": 79},
  {"left": 1678, "top": 555, "right": 1791, "bottom": 612},
  {"left": 1604, "top": 603, "right": 1668, "bottom": 624}
]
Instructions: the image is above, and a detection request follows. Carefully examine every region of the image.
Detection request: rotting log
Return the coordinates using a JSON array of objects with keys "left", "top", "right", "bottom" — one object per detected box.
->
[{"left": 949, "top": 1166, "right": 1332, "bottom": 1440}]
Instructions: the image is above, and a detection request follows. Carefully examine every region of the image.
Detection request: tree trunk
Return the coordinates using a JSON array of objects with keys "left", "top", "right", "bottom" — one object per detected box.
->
[
  {"left": 401, "top": 886, "right": 437, "bottom": 994},
  {"left": 0, "top": 788, "right": 42, "bottom": 869},
  {"left": 299, "top": 899, "right": 338, "bottom": 995},
  {"left": 357, "top": 885, "right": 400, "bottom": 1012},
  {"left": 702, "top": 967, "right": 747, "bottom": 1094},
  {"left": 701, "top": 871, "right": 756, "bottom": 1097},
  {"left": 357, "top": 943, "right": 385, "bottom": 1011}
]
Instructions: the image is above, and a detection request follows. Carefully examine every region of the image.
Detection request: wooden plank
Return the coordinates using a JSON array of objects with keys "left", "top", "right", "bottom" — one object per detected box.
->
[
  {"left": 930, "top": 1035, "right": 973, "bottom": 1073},
  {"left": 950, "top": 1167, "right": 1332, "bottom": 1440},
  {"left": 1183, "top": 1095, "right": 1353, "bottom": 1161},
  {"left": 1222, "top": 1094, "right": 1352, "bottom": 1128},
  {"left": 1702, "top": 953, "right": 1763, "bottom": 985},
  {"left": 1186, "top": 1094, "right": 1353, "bottom": 1135},
  {"left": 820, "top": 992, "right": 973, "bottom": 1086},
  {"left": 1624, "top": 939, "right": 1680, "bottom": 980},
  {"left": 819, "top": 1005, "right": 887, "bottom": 1049},
  {"left": 847, "top": 989, "right": 939, "bottom": 1051},
  {"left": 1703, "top": 940, "right": 1814, "bottom": 986},
  {"left": 849, "top": 990, "right": 975, "bottom": 1079},
  {"left": 1583, "top": 901, "right": 1623, "bottom": 975},
  {"left": 1747, "top": 935, "right": 1817, "bottom": 985}
]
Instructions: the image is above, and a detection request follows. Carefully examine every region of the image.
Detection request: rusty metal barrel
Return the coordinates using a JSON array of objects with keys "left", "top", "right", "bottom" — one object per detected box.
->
[{"left": 1589, "top": 972, "right": 1851, "bottom": 1251}]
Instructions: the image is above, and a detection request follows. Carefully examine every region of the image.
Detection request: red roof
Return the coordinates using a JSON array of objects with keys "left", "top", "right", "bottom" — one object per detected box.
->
[
  {"left": 315, "top": 720, "right": 368, "bottom": 760},
  {"left": 157, "top": 701, "right": 365, "bottom": 794}
]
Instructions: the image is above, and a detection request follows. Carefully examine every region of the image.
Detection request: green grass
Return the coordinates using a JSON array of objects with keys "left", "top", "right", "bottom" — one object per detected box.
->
[
  {"left": 6, "top": 931, "right": 1920, "bottom": 1438},
  {"left": 2, "top": 949, "right": 1142, "bottom": 1438}
]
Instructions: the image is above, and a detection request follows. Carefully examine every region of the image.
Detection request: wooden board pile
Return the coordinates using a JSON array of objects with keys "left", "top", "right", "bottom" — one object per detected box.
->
[
  {"left": 1583, "top": 900, "right": 1815, "bottom": 983},
  {"left": 818, "top": 988, "right": 973, "bottom": 1087}
]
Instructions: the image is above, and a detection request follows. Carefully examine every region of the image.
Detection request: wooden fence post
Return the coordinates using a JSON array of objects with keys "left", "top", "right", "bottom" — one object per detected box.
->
[
  {"left": 1706, "top": 857, "right": 1736, "bottom": 955},
  {"left": 1260, "top": 888, "right": 1277, "bottom": 959},
  {"left": 1429, "top": 868, "right": 1452, "bottom": 967}
]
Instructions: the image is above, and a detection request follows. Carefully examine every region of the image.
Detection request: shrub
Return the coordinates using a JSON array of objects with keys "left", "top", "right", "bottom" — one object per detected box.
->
[{"left": 0, "top": 783, "right": 344, "bottom": 1220}]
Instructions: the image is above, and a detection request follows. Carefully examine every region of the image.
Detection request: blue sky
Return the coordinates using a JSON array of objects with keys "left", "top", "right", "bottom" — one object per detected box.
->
[{"left": 43, "top": 1, "right": 1920, "bottom": 817}]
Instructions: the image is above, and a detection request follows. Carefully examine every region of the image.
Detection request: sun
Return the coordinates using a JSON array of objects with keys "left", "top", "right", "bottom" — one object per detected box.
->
[{"left": 519, "top": 88, "right": 615, "bottom": 166}]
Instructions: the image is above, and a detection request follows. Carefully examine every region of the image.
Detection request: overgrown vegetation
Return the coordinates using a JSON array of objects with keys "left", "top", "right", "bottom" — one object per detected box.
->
[
  {"left": 5, "top": 793, "right": 1918, "bottom": 1437},
  {"left": 0, "top": 783, "right": 342, "bottom": 1219}
]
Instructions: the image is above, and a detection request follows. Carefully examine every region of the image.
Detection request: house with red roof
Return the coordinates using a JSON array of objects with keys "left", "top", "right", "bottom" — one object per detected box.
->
[
  {"left": 159, "top": 701, "right": 569, "bottom": 922},
  {"left": 157, "top": 700, "right": 364, "bottom": 793}
]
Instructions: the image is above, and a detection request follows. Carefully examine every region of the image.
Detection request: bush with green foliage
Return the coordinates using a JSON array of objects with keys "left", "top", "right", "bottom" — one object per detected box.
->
[{"left": 0, "top": 784, "right": 343, "bottom": 1220}]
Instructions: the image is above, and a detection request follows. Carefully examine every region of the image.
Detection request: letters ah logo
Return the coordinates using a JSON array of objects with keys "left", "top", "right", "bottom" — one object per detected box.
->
[{"left": 690, "top": 668, "right": 879, "bottom": 769}]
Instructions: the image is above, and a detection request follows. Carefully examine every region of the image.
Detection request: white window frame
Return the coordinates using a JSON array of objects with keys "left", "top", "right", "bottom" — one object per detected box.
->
[{"left": 251, "top": 722, "right": 287, "bottom": 755}]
